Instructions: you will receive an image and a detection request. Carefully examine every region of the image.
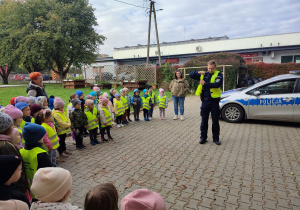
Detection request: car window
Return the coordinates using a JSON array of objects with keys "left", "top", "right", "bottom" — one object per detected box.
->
[{"left": 258, "top": 79, "right": 296, "bottom": 95}]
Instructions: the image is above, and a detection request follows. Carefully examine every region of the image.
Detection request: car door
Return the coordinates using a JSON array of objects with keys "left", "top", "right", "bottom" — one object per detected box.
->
[
  {"left": 293, "top": 79, "right": 300, "bottom": 122},
  {"left": 247, "top": 79, "right": 296, "bottom": 121}
]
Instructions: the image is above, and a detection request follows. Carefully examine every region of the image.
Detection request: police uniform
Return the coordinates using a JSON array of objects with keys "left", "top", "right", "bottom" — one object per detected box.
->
[{"left": 189, "top": 70, "right": 223, "bottom": 145}]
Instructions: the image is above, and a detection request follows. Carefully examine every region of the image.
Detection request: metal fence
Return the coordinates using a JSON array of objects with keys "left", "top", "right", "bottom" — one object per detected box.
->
[{"left": 84, "top": 64, "right": 156, "bottom": 85}]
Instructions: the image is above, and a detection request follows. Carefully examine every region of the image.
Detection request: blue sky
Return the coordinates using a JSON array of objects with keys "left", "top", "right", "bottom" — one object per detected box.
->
[{"left": 89, "top": 0, "right": 300, "bottom": 56}]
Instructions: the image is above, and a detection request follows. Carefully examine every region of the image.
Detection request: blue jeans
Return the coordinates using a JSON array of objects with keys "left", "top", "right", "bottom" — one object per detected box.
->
[
  {"left": 172, "top": 96, "right": 185, "bottom": 115},
  {"left": 48, "top": 149, "right": 57, "bottom": 167},
  {"left": 148, "top": 104, "right": 154, "bottom": 117}
]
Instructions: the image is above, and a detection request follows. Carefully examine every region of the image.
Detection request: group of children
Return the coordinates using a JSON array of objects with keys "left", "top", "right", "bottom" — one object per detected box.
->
[
  {"left": 0, "top": 157, "right": 166, "bottom": 209},
  {"left": 0, "top": 85, "right": 169, "bottom": 209}
]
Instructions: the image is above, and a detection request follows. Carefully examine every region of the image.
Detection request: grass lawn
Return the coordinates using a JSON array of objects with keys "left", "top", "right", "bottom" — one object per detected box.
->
[{"left": 0, "top": 83, "right": 173, "bottom": 108}]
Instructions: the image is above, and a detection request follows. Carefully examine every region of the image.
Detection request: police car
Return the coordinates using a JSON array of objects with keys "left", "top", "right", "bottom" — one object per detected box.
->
[{"left": 220, "top": 71, "right": 300, "bottom": 123}]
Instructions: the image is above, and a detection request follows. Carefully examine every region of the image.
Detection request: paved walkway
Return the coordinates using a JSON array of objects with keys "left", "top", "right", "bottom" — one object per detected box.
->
[{"left": 58, "top": 96, "right": 300, "bottom": 209}]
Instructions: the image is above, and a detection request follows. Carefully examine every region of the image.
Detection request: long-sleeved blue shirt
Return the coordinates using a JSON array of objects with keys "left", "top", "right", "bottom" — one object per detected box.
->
[{"left": 189, "top": 70, "right": 223, "bottom": 98}]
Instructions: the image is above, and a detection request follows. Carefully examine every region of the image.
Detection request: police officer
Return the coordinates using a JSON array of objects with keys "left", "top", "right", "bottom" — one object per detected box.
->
[{"left": 189, "top": 60, "right": 223, "bottom": 145}]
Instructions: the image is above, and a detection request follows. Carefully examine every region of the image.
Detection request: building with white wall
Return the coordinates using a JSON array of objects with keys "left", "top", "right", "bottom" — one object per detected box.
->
[{"left": 112, "top": 32, "right": 300, "bottom": 65}]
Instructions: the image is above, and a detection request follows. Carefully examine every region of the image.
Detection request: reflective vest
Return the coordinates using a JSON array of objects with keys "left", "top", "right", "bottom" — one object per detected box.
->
[
  {"left": 149, "top": 92, "right": 155, "bottom": 104},
  {"left": 157, "top": 95, "right": 167, "bottom": 108},
  {"left": 195, "top": 71, "right": 221, "bottom": 98},
  {"left": 142, "top": 96, "right": 150, "bottom": 110},
  {"left": 41, "top": 123, "right": 59, "bottom": 151},
  {"left": 85, "top": 108, "right": 98, "bottom": 130},
  {"left": 20, "top": 147, "right": 46, "bottom": 199},
  {"left": 115, "top": 100, "right": 124, "bottom": 116},
  {"left": 54, "top": 112, "right": 70, "bottom": 135},
  {"left": 101, "top": 107, "right": 113, "bottom": 128},
  {"left": 121, "top": 95, "right": 129, "bottom": 110},
  {"left": 20, "top": 118, "right": 35, "bottom": 129}
]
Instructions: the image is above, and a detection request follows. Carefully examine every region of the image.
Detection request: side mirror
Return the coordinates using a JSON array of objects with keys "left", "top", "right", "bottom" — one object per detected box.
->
[{"left": 253, "top": 91, "right": 261, "bottom": 96}]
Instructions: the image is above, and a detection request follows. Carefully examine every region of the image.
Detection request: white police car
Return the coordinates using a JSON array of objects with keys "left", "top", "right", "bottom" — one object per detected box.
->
[{"left": 220, "top": 71, "right": 300, "bottom": 123}]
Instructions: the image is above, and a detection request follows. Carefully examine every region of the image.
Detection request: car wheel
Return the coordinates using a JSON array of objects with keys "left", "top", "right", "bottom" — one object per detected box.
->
[{"left": 221, "top": 104, "right": 245, "bottom": 123}]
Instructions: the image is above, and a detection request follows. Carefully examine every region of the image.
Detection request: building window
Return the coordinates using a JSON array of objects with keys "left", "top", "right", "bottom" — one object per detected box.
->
[
  {"left": 294, "top": 55, "right": 300, "bottom": 63},
  {"left": 253, "top": 57, "right": 263, "bottom": 63},
  {"left": 281, "top": 56, "right": 294, "bottom": 63}
]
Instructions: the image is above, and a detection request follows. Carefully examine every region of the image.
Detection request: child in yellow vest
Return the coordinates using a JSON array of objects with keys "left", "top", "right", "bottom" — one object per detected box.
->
[
  {"left": 35, "top": 109, "right": 60, "bottom": 167},
  {"left": 99, "top": 96, "right": 113, "bottom": 141},
  {"left": 52, "top": 97, "right": 72, "bottom": 158},
  {"left": 157, "top": 88, "right": 168, "bottom": 120},
  {"left": 113, "top": 93, "right": 124, "bottom": 128},
  {"left": 141, "top": 89, "right": 151, "bottom": 121},
  {"left": 120, "top": 89, "right": 129, "bottom": 125},
  {"left": 67, "top": 94, "right": 78, "bottom": 145},
  {"left": 84, "top": 99, "right": 100, "bottom": 145},
  {"left": 15, "top": 102, "right": 35, "bottom": 129},
  {"left": 19, "top": 122, "right": 51, "bottom": 199}
]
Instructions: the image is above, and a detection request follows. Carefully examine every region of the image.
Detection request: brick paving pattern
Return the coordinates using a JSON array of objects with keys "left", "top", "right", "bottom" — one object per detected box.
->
[{"left": 58, "top": 96, "right": 300, "bottom": 209}]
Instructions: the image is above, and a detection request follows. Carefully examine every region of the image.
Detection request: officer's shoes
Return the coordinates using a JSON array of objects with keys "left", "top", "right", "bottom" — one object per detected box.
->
[
  {"left": 213, "top": 140, "right": 221, "bottom": 145},
  {"left": 199, "top": 139, "right": 207, "bottom": 144}
]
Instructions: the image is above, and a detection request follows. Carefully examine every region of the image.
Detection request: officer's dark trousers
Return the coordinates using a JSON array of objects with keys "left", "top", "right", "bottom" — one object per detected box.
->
[{"left": 200, "top": 98, "right": 220, "bottom": 141}]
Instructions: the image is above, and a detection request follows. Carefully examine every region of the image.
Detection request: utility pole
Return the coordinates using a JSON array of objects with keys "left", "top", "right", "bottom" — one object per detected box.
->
[{"left": 146, "top": 1, "right": 162, "bottom": 67}]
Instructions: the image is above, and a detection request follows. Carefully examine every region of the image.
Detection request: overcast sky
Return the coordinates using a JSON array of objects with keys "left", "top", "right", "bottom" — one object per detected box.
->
[{"left": 89, "top": 0, "right": 300, "bottom": 56}]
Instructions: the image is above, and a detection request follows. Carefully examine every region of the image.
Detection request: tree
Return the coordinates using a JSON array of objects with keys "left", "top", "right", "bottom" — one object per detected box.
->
[
  {"left": 0, "top": 0, "right": 21, "bottom": 84},
  {"left": 17, "top": 0, "right": 105, "bottom": 78}
]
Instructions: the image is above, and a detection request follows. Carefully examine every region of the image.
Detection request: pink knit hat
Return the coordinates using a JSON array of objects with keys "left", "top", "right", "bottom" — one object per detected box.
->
[
  {"left": 121, "top": 189, "right": 166, "bottom": 210},
  {"left": 93, "top": 86, "right": 101, "bottom": 93},
  {"left": 159, "top": 88, "right": 164, "bottom": 93},
  {"left": 99, "top": 95, "right": 109, "bottom": 105},
  {"left": 14, "top": 96, "right": 28, "bottom": 104},
  {"left": 103, "top": 92, "right": 109, "bottom": 98},
  {"left": 53, "top": 97, "right": 65, "bottom": 108},
  {"left": 31, "top": 167, "right": 72, "bottom": 202},
  {"left": 2, "top": 105, "right": 23, "bottom": 119}
]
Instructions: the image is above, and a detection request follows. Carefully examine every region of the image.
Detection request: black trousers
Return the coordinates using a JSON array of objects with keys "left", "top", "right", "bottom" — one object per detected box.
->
[
  {"left": 127, "top": 106, "right": 131, "bottom": 119},
  {"left": 200, "top": 99, "right": 220, "bottom": 141},
  {"left": 133, "top": 107, "right": 140, "bottom": 120},
  {"left": 100, "top": 126, "right": 111, "bottom": 139},
  {"left": 74, "top": 127, "right": 84, "bottom": 147},
  {"left": 89, "top": 128, "right": 98, "bottom": 142},
  {"left": 57, "top": 133, "right": 66, "bottom": 154},
  {"left": 116, "top": 115, "right": 122, "bottom": 124},
  {"left": 143, "top": 109, "right": 149, "bottom": 119}
]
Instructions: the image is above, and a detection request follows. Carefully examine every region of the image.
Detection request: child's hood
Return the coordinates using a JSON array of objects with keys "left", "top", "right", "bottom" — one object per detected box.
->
[
  {"left": 143, "top": 89, "right": 149, "bottom": 98},
  {"left": 133, "top": 89, "right": 139, "bottom": 94},
  {"left": 51, "top": 109, "right": 63, "bottom": 115}
]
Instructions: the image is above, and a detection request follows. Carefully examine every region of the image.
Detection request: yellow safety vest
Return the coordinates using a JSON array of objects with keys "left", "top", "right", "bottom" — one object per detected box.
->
[
  {"left": 85, "top": 108, "right": 99, "bottom": 130},
  {"left": 149, "top": 92, "right": 155, "bottom": 104},
  {"left": 20, "top": 147, "right": 46, "bottom": 199},
  {"left": 115, "top": 100, "right": 124, "bottom": 116},
  {"left": 41, "top": 123, "right": 59, "bottom": 151},
  {"left": 195, "top": 71, "right": 221, "bottom": 98},
  {"left": 101, "top": 107, "right": 113, "bottom": 128},
  {"left": 20, "top": 118, "right": 35, "bottom": 129},
  {"left": 53, "top": 112, "right": 70, "bottom": 135},
  {"left": 157, "top": 95, "right": 167, "bottom": 108},
  {"left": 121, "top": 95, "right": 129, "bottom": 110},
  {"left": 142, "top": 96, "right": 150, "bottom": 110}
]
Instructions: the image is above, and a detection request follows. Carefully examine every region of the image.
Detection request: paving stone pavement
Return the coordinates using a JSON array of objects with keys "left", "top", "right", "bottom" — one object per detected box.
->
[{"left": 58, "top": 96, "right": 300, "bottom": 209}]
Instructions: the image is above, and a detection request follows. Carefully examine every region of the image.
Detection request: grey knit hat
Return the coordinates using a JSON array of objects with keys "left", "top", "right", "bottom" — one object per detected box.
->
[
  {"left": 0, "top": 112, "right": 13, "bottom": 133},
  {"left": 71, "top": 99, "right": 81, "bottom": 107},
  {"left": 27, "top": 96, "right": 36, "bottom": 106}
]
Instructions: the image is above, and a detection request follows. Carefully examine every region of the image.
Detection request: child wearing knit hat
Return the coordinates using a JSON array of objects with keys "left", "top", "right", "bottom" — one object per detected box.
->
[
  {"left": 20, "top": 122, "right": 51, "bottom": 199},
  {"left": 14, "top": 96, "right": 29, "bottom": 104},
  {"left": 113, "top": 93, "right": 124, "bottom": 128},
  {"left": 84, "top": 183, "right": 118, "bottom": 210},
  {"left": 30, "top": 167, "right": 79, "bottom": 210},
  {"left": 121, "top": 189, "right": 166, "bottom": 210},
  {"left": 36, "top": 96, "right": 49, "bottom": 110},
  {"left": 157, "top": 88, "right": 168, "bottom": 120},
  {"left": 102, "top": 92, "right": 115, "bottom": 125},
  {"left": 0, "top": 155, "right": 30, "bottom": 207},
  {"left": 15, "top": 102, "right": 35, "bottom": 129},
  {"left": 67, "top": 94, "right": 78, "bottom": 145},
  {"left": 124, "top": 87, "right": 132, "bottom": 122},
  {"left": 0, "top": 105, "right": 24, "bottom": 148},
  {"left": 52, "top": 97, "right": 72, "bottom": 158},
  {"left": 99, "top": 96, "right": 113, "bottom": 141},
  {"left": 27, "top": 96, "right": 36, "bottom": 106},
  {"left": 148, "top": 86, "right": 156, "bottom": 119},
  {"left": 142, "top": 89, "right": 151, "bottom": 121},
  {"left": 30, "top": 104, "right": 43, "bottom": 119},
  {"left": 120, "top": 89, "right": 129, "bottom": 125},
  {"left": 70, "top": 99, "right": 88, "bottom": 150},
  {"left": 130, "top": 89, "right": 142, "bottom": 121},
  {"left": 0, "top": 112, "right": 30, "bottom": 198},
  {"left": 35, "top": 109, "right": 60, "bottom": 167},
  {"left": 84, "top": 99, "right": 100, "bottom": 146}
]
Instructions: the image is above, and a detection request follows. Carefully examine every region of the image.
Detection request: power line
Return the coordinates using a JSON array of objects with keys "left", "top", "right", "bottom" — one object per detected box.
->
[{"left": 115, "top": 0, "right": 148, "bottom": 9}]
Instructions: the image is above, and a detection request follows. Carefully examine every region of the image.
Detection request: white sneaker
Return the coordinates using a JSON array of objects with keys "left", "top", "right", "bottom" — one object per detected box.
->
[
  {"left": 149, "top": 117, "right": 152, "bottom": 119},
  {"left": 117, "top": 124, "right": 121, "bottom": 128},
  {"left": 180, "top": 115, "right": 184, "bottom": 121},
  {"left": 173, "top": 115, "right": 178, "bottom": 120},
  {"left": 121, "top": 124, "right": 124, "bottom": 127}
]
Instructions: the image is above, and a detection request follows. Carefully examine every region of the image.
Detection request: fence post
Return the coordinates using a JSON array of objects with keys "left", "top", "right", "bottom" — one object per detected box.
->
[{"left": 154, "top": 65, "right": 157, "bottom": 84}]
